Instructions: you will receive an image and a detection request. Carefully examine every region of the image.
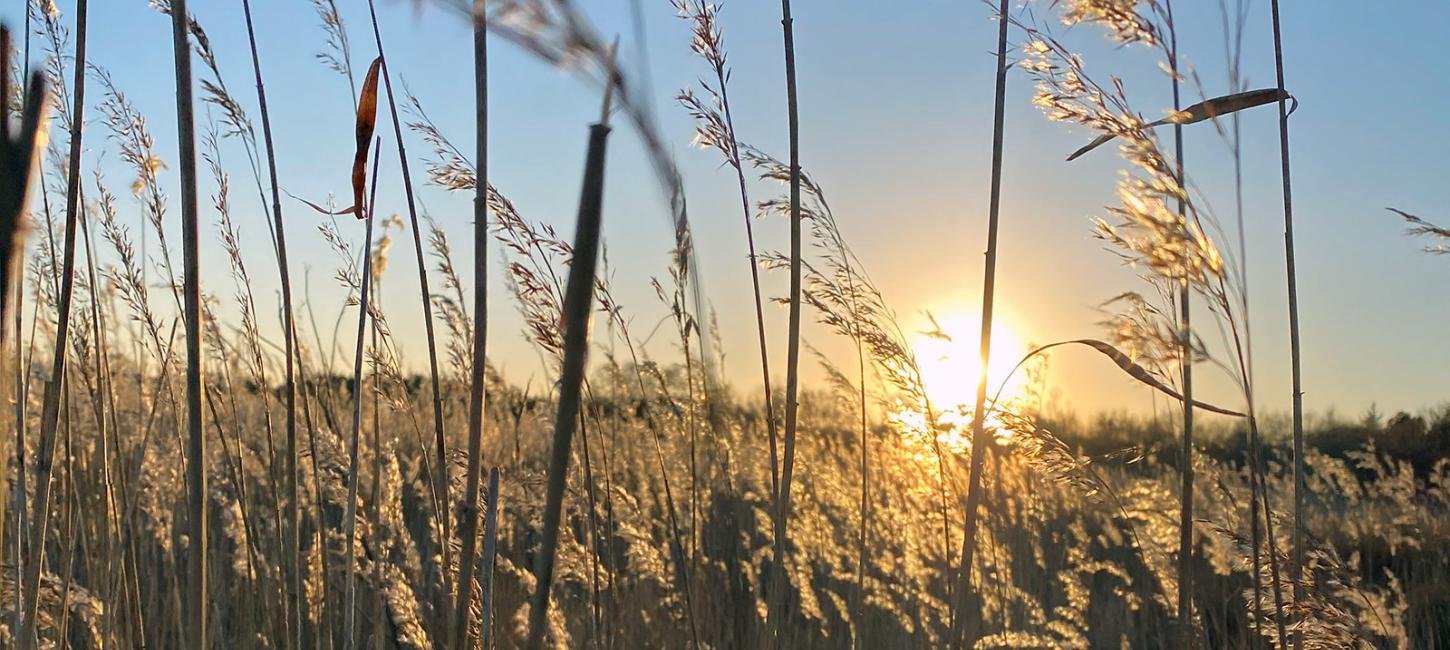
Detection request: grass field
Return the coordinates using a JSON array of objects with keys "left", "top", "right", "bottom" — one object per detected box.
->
[{"left": 0, "top": 0, "right": 1445, "bottom": 648}]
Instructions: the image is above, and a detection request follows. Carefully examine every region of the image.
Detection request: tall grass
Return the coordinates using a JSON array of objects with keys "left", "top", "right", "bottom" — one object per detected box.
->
[
  {"left": 0, "top": 20, "right": 49, "bottom": 650},
  {"left": 0, "top": 2, "right": 1438, "bottom": 648},
  {"left": 363, "top": 5, "right": 454, "bottom": 613},
  {"left": 525, "top": 78, "right": 615, "bottom": 650},
  {"left": 1267, "top": 4, "right": 1307, "bottom": 648},
  {"left": 166, "top": 0, "right": 208, "bottom": 645},
  {"left": 239, "top": 0, "right": 304, "bottom": 643},
  {"left": 1164, "top": 4, "right": 1197, "bottom": 640},
  {"left": 952, "top": 1, "right": 1011, "bottom": 643},
  {"left": 767, "top": 2, "right": 804, "bottom": 646},
  {"left": 19, "top": 1, "right": 86, "bottom": 645},
  {"left": 674, "top": 0, "right": 782, "bottom": 508},
  {"left": 452, "top": 4, "right": 489, "bottom": 648}
]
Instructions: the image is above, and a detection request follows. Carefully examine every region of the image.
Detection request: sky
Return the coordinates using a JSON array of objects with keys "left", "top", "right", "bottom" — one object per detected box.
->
[{"left": 3, "top": 0, "right": 1448, "bottom": 422}]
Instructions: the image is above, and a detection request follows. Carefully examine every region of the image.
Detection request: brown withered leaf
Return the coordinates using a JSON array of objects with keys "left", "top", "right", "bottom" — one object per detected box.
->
[
  {"left": 352, "top": 57, "right": 384, "bottom": 219},
  {"left": 1067, "top": 88, "right": 1292, "bottom": 162}
]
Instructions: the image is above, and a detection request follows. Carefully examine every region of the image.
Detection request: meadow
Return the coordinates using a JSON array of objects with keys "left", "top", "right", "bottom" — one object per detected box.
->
[{"left": 0, "top": 0, "right": 1445, "bottom": 648}]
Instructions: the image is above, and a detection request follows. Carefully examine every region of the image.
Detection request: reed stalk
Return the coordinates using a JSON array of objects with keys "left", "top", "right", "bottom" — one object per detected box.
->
[
  {"left": 363, "top": 6, "right": 452, "bottom": 606},
  {"left": 1267, "top": 4, "right": 1304, "bottom": 648},
  {"left": 767, "top": 1, "right": 803, "bottom": 644},
  {"left": 453, "top": 5, "right": 489, "bottom": 648},
  {"left": 344, "top": 140, "right": 384, "bottom": 650},
  {"left": 18, "top": 1, "right": 86, "bottom": 644},
  {"left": 239, "top": 1, "right": 304, "bottom": 643},
  {"left": 524, "top": 82, "right": 615, "bottom": 650},
  {"left": 166, "top": 0, "right": 209, "bottom": 643},
  {"left": 952, "top": 1, "right": 1011, "bottom": 643},
  {"left": 1164, "top": 2, "right": 1195, "bottom": 640}
]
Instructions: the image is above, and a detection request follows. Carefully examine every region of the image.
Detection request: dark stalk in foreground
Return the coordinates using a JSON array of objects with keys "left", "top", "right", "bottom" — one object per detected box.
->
[
  {"left": 952, "top": 0, "right": 1010, "bottom": 643},
  {"left": 169, "top": 0, "right": 209, "bottom": 643},
  {"left": 1269, "top": 4, "right": 1304, "bottom": 648},
  {"left": 0, "top": 22, "right": 46, "bottom": 650},
  {"left": 524, "top": 82, "right": 615, "bottom": 650},
  {"left": 239, "top": 1, "right": 303, "bottom": 643},
  {"left": 18, "top": 1, "right": 86, "bottom": 645},
  {"left": 767, "top": 1, "right": 803, "bottom": 645},
  {"left": 8, "top": 259, "right": 20, "bottom": 648},
  {"left": 453, "top": 4, "right": 489, "bottom": 648}
]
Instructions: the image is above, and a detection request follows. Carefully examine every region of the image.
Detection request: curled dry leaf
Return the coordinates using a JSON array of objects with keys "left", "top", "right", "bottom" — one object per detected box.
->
[
  {"left": 1067, "top": 88, "right": 1293, "bottom": 161},
  {"left": 352, "top": 57, "right": 383, "bottom": 218},
  {"left": 1017, "top": 339, "right": 1246, "bottom": 417},
  {"left": 285, "top": 56, "right": 382, "bottom": 219}
]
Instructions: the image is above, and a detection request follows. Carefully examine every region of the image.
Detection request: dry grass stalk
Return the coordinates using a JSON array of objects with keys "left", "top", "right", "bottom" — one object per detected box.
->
[
  {"left": 1267, "top": 4, "right": 1306, "bottom": 647},
  {"left": 0, "top": 22, "right": 48, "bottom": 650},
  {"left": 239, "top": 0, "right": 305, "bottom": 642},
  {"left": 342, "top": 52, "right": 384, "bottom": 642},
  {"left": 673, "top": 0, "right": 782, "bottom": 505},
  {"left": 525, "top": 73, "right": 616, "bottom": 650},
  {"left": 453, "top": 3, "right": 490, "bottom": 647},
  {"left": 766, "top": 2, "right": 804, "bottom": 647},
  {"left": 363, "top": 8, "right": 453, "bottom": 612},
  {"left": 18, "top": 1, "right": 85, "bottom": 645},
  {"left": 1163, "top": 4, "right": 1197, "bottom": 641},
  {"left": 952, "top": 1, "right": 1012, "bottom": 643},
  {"left": 164, "top": 0, "right": 209, "bottom": 643}
]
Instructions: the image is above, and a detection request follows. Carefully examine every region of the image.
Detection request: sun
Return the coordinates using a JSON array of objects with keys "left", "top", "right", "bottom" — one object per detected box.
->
[{"left": 911, "top": 310, "right": 1030, "bottom": 415}]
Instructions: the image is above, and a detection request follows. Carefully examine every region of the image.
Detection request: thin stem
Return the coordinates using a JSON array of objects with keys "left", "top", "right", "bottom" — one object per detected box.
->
[
  {"left": 240, "top": 1, "right": 303, "bottom": 644},
  {"left": 343, "top": 140, "right": 383, "bottom": 650},
  {"left": 768, "top": 1, "right": 803, "bottom": 645},
  {"left": 953, "top": 1, "right": 1011, "bottom": 643},
  {"left": 714, "top": 12, "right": 782, "bottom": 512},
  {"left": 363, "top": 6, "right": 452, "bottom": 606},
  {"left": 1165, "top": 3, "right": 1195, "bottom": 640},
  {"left": 1268, "top": 4, "right": 1304, "bottom": 648},
  {"left": 10, "top": 232, "right": 23, "bottom": 646},
  {"left": 453, "top": 8, "right": 489, "bottom": 647}
]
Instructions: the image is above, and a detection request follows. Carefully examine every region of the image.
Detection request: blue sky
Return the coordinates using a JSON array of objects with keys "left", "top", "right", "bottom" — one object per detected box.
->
[{"left": 5, "top": 0, "right": 1448, "bottom": 421}]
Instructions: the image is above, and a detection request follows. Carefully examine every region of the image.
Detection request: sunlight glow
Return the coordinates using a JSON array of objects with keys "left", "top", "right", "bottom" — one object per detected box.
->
[{"left": 910, "top": 310, "right": 1030, "bottom": 451}]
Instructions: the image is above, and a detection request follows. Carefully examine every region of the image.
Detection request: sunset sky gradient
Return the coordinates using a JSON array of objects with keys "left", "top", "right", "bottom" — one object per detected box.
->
[{"left": 4, "top": 0, "right": 1446, "bottom": 420}]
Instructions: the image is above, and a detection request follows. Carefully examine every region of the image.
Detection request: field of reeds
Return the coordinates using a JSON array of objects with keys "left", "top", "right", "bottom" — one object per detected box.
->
[{"left": 0, "top": 0, "right": 1445, "bottom": 648}]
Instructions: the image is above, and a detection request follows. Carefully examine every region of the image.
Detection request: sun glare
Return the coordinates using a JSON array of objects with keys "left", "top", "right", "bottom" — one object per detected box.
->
[{"left": 911, "top": 310, "right": 1031, "bottom": 423}]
